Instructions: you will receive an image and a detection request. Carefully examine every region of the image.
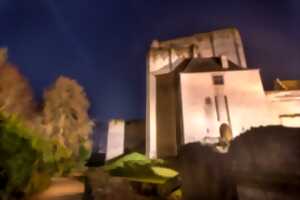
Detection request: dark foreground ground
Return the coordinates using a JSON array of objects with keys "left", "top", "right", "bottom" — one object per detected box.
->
[
  {"left": 30, "top": 126, "right": 300, "bottom": 200},
  {"left": 178, "top": 126, "right": 300, "bottom": 200}
]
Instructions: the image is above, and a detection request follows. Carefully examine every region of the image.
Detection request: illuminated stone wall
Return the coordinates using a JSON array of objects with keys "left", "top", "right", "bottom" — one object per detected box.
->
[
  {"left": 146, "top": 28, "right": 247, "bottom": 158},
  {"left": 145, "top": 27, "right": 300, "bottom": 159},
  {"left": 180, "top": 69, "right": 278, "bottom": 144},
  {"left": 105, "top": 119, "right": 125, "bottom": 160},
  {"left": 104, "top": 119, "right": 146, "bottom": 160},
  {"left": 266, "top": 91, "right": 300, "bottom": 127}
]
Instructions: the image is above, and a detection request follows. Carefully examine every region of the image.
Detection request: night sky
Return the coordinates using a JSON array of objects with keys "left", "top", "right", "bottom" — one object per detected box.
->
[{"left": 0, "top": 0, "right": 299, "bottom": 121}]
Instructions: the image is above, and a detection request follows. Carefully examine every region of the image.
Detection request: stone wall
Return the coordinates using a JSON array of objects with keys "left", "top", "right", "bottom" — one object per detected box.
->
[
  {"left": 266, "top": 90, "right": 300, "bottom": 127},
  {"left": 106, "top": 119, "right": 125, "bottom": 160},
  {"left": 180, "top": 69, "right": 278, "bottom": 144},
  {"left": 124, "top": 120, "right": 145, "bottom": 153},
  {"left": 146, "top": 28, "right": 247, "bottom": 158}
]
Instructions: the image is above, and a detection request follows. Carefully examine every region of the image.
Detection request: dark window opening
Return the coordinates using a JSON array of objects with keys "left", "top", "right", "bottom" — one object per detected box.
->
[
  {"left": 224, "top": 95, "right": 231, "bottom": 126},
  {"left": 213, "top": 75, "right": 224, "bottom": 85},
  {"left": 214, "top": 96, "right": 220, "bottom": 121},
  {"left": 205, "top": 97, "right": 212, "bottom": 105}
]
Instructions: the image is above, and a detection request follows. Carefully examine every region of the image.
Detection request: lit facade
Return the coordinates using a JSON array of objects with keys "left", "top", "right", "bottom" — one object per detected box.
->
[{"left": 146, "top": 28, "right": 300, "bottom": 158}]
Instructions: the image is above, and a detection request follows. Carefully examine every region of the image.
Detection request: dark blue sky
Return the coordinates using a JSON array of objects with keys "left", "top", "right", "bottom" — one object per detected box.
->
[{"left": 0, "top": 0, "right": 299, "bottom": 121}]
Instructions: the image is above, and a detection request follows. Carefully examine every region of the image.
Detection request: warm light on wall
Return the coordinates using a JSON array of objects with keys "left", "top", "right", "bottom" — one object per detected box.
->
[{"left": 280, "top": 116, "right": 300, "bottom": 128}]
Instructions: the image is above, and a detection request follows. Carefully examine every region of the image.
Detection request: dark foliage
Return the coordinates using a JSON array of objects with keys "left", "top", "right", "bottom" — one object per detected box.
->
[
  {"left": 178, "top": 126, "right": 300, "bottom": 200},
  {"left": 0, "top": 113, "right": 83, "bottom": 199}
]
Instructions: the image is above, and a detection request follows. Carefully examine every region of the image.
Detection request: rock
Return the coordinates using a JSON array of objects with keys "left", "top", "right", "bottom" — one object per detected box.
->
[
  {"left": 157, "top": 176, "right": 181, "bottom": 197},
  {"left": 84, "top": 168, "right": 157, "bottom": 200}
]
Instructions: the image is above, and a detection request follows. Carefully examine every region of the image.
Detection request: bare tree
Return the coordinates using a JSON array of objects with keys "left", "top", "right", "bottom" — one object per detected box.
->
[
  {"left": 0, "top": 48, "right": 35, "bottom": 119},
  {"left": 42, "top": 76, "right": 94, "bottom": 157}
]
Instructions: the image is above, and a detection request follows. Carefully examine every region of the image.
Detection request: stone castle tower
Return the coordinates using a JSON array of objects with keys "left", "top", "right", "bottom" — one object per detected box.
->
[{"left": 146, "top": 28, "right": 248, "bottom": 158}]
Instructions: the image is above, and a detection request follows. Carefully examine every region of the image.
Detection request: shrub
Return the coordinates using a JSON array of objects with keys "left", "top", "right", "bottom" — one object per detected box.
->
[
  {"left": 0, "top": 113, "right": 89, "bottom": 199},
  {"left": 103, "top": 152, "right": 178, "bottom": 184}
]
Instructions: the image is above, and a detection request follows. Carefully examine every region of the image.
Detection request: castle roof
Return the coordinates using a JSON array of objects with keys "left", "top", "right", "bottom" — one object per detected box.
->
[
  {"left": 182, "top": 57, "right": 242, "bottom": 73},
  {"left": 155, "top": 57, "right": 245, "bottom": 77}
]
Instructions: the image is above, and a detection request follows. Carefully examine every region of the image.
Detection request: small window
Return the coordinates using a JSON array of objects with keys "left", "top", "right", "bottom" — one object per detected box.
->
[
  {"left": 213, "top": 75, "right": 224, "bottom": 85},
  {"left": 205, "top": 97, "right": 212, "bottom": 105}
]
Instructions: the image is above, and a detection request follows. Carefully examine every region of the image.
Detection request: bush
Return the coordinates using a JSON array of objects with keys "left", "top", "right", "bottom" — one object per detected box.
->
[
  {"left": 102, "top": 153, "right": 180, "bottom": 198},
  {"left": 0, "top": 113, "right": 89, "bottom": 199}
]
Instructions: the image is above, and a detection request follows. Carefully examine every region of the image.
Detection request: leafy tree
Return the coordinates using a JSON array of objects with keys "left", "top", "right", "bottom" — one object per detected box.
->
[
  {"left": 41, "top": 76, "right": 93, "bottom": 164},
  {"left": 0, "top": 113, "right": 74, "bottom": 199},
  {"left": 0, "top": 49, "right": 35, "bottom": 120},
  {"left": 0, "top": 48, "right": 8, "bottom": 67}
]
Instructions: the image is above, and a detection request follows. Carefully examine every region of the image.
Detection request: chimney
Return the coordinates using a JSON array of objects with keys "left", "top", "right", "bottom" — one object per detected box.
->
[{"left": 221, "top": 55, "right": 229, "bottom": 69}]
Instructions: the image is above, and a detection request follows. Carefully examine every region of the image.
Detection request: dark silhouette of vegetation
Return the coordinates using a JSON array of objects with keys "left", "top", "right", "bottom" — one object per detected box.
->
[
  {"left": 0, "top": 113, "right": 80, "bottom": 199},
  {"left": 179, "top": 126, "right": 300, "bottom": 200}
]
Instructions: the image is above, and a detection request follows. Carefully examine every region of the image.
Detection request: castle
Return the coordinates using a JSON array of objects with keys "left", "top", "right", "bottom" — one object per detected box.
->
[
  {"left": 103, "top": 28, "right": 300, "bottom": 160},
  {"left": 145, "top": 28, "right": 300, "bottom": 158}
]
